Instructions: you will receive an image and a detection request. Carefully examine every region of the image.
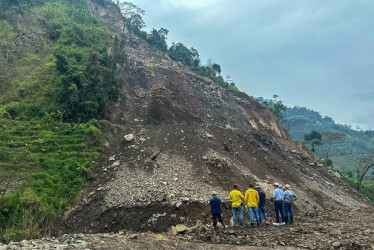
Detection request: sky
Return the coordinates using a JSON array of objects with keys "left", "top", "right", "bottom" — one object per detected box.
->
[{"left": 130, "top": 0, "right": 374, "bottom": 130}]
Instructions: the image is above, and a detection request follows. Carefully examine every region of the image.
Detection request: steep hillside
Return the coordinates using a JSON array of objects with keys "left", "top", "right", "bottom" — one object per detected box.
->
[
  {"left": 0, "top": 0, "right": 120, "bottom": 241},
  {"left": 60, "top": 0, "right": 372, "bottom": 234},
  {"left": 1, "top": 0, "right": 373, "bottom": 247}
]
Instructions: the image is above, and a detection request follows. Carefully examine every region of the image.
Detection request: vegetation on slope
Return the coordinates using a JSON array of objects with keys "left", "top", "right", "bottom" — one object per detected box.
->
[
  {"left": 283, "top": 106, "right": 374, "bottom": 158},
  {"left": 283, "top": 106, "right": 374, "bottom": 203},
  {"left": 0, "top": 0, "right": 122, "bottom": 241}
]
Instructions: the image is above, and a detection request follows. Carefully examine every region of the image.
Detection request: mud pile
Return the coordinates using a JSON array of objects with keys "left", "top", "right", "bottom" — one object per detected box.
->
[{"left": 59, "top": 0, "right": 372, "bottom": 236}]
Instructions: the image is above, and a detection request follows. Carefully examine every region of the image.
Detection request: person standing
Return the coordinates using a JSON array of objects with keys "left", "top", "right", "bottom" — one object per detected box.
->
[
  {"left": 272, "top": 182, "right": 285, "bottom": 226},
  {"left": 244, "top": 184, "right": 260, "bottom": 227},
  {"left": 283, "top": 184, "right": 298, "bottom": 224},
  {"left": 209, "top": 191, "right": 226, "bottom": 230},
  {"left": 229, "top": 184, "right": 244, "bottom": 226},
  {"left": 255, "top": 185, "right": 269, "bottom": 224}
]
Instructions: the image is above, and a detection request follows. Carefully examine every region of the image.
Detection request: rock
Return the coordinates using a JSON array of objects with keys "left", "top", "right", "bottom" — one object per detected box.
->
[
  {"left": 112, "top": 161, "right": 121, "bottom": 167},
  {"left": 332, "top": 241, "right": 342, "bottom": 248},
  {"left": 202, "top": 155, "right": 208, "bottom": 160},
  {"left": 171, "top": 224, "right": 190, "bottom": 235},
  {"left": 224, "top": 124, "right": 232, "bottom": 129},
  {"left": 134, "top": 119, "right": 140, "bottom": 122},
  {"left": 205, "top": 132, "right": 214, "bottom": 138},
  {"left": 171, "top": 226, "right": 178, "bottom": 236},
  {"left": 130, "top": 234, "right": 138, "bottom": 239},
  {"left": 139, "top": 137, "right": 146, "bottom": 142},
  {"left": 176, "top": 202, "right": 182, "bottom": 208},
  {"left": 124, "top": 134, "right": 134, "bottom": 142}
]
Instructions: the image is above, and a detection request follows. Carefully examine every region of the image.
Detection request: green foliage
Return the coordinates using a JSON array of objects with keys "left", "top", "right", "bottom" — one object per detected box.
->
[
  {"left": 0, "top": 0, "right": 119, "bottom": 241},
  {"left": 304, "top": 130, "right": 322, "bottom": 152},
  {"left": 282, "top": 105, "right": 374, "bottom": 203},
  {"left": 283, "top": 106, "right": 374, "bottom": 159},
  {"left": 146, "top": 28, "right": 169, "bottom": 53},
  {"left": 340, "top": 171, "right": 374, "bottom": 203},
  {"left": 0, "top": 117, "right": 103, "bottom": 241},
  {"left": 167, "top": 43, "right": 239, "bottom": 91},
  {"left": 168, "top": 42, "right": 200, "bottom": 67},
  {"left": 258, "top": 95, "right": 287, "bottom": 120},
  {"left": 361, "top": 181, "right": 374, "bottom": 203},
  {"left": 40, "top": 1, "right": 123, "bottom": 121},
  {"left": 1, "top": 0, "right": 123, "bottom": 122}
]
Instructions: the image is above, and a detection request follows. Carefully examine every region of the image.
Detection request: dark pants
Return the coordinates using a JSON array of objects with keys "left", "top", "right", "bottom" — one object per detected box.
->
[
  {"left": 274, "top": 200, "right": 285, "bottom": 223},
  {"left": 284, "top": 203, "right": 293, "bottom": 222},
  {"left": 212, "top": 213, "right": 224, "bottom": 227}
]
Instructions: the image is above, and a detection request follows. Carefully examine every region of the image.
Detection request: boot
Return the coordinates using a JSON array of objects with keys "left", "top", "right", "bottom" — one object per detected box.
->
[
  {"left": 290, "top": 216, "right": 293, "bottom": 224},
  {"left": 220, "top": 220, "right": 226, "bottom": 229}
]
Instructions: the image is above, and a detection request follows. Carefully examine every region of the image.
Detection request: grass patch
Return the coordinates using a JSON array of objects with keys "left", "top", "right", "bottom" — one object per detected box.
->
[{"left": 0, "top": 117, "right": 104, "bottom": 242}]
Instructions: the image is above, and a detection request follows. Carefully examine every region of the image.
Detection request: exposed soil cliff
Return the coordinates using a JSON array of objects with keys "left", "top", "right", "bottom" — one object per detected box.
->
[{"left": 60, "top": 0, "right": 372, "bottom": 236}]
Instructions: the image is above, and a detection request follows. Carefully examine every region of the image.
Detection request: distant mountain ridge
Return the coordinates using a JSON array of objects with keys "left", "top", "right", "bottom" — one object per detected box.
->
[
  {"left": 283, "top": 106, "right": 374, "bottom": 157},
  {"left": 256, "top": 97, "right": 374, "bottom": 171}
]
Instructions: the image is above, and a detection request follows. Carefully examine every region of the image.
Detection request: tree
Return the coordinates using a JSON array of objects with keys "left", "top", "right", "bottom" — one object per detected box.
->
[
  {"left": 117, "top": 1, "right": 146, "bottom": 31},
  {"left": 321, "top": 132, "right": 345, "bottom": 159},
  {"left": 147, "top": 28, "right": 168, "bottom": 53},
  {"left": 263, "top": 95, "right": 287, "bottom": 120},
  {"left": 351, "top": 154, "right": 374, "bottom": 191},
  {"left": 168, "top": 42, "right": 200, "bottom": 67},
  {"left": 304, "top": 130, "right": 322, "bottom": 152},
  {"left": 212, "top": 63, "right": 221, "bottom": 75}
]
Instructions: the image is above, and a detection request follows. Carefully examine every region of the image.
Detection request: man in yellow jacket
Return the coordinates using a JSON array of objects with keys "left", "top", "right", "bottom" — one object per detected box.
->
[
  {"left": 229, "top": 184, "right": 244, "bottom": 226},
  {"left": 244, "top": 184, "right": 260, "bottom": 227}
]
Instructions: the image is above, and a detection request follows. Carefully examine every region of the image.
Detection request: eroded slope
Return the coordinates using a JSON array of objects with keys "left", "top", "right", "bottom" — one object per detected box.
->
[{"left": 60, "top": 0, "right": 371, "bottom": 234}]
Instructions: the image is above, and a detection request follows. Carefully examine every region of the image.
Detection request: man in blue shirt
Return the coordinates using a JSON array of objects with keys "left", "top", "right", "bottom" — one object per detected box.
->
[
  {"left": 272, "top": 182, "right": 285, "bottom": 226},
  {"left": 283, "top": 184, "right": 298, "bottom": 224},
  {"left": 209, "top": 191, "right": 226, "bottom": 230},
  {"left": 255, "top": 185, "right": 269, "bottom": 224}
]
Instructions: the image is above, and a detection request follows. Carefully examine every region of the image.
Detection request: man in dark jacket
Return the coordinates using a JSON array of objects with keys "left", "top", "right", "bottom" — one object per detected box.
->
[
  {"left": 210, "top": 191, "right": 226, "bottom": 230},
  {"left": 256, "top": 185, "right": 269, "bottom": 224}
]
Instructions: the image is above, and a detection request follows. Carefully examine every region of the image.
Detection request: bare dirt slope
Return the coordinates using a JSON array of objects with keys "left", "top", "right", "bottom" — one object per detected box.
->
[{"left": 59, "top": 0, "right": 373, "bottom": 245}]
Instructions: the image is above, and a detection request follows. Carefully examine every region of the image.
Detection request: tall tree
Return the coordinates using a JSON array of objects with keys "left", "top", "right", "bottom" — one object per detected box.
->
[
  {"left": 321, "top": 132, "right": 345, "bottom": 159},
  {"left": 147, "top": 28, "right": 168, "bottom": 53},
  {"left": 262, "top": 95, "right": 287, "bottom": 120},
  {"left": 117, "top": 1, "right": 146, "bottom": 31},
  {"left": 352, "top": 154, "right": 374, "bottom": 191},
  {"left": 304, "top": 130, "right": 322, "bottom": 152}
]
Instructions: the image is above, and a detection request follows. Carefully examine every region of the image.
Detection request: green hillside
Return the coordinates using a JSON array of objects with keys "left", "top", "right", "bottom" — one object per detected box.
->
[
  {"left": 257, "top": 97, "right": 374, "bottom": 202},
  {"left": 282, "top": 106, "right": 374, "bottom": 202},
  {"left": 283, "top": 106, "right": 374, "bottom": 162},
  {"left": 0, "top": 0, "right": 121, "bottom": 241}
]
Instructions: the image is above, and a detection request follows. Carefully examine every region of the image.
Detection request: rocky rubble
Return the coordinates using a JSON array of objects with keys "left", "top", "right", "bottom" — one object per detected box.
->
[{"left": 4, "top": 209, "right": 374, "bottom": 249}]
